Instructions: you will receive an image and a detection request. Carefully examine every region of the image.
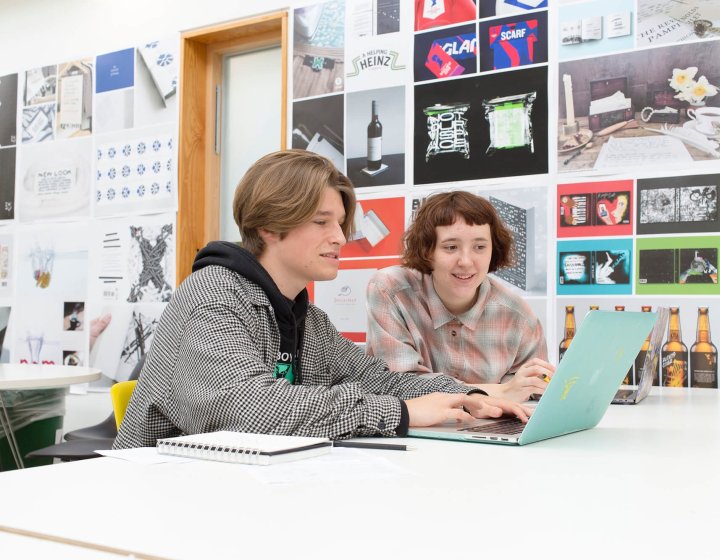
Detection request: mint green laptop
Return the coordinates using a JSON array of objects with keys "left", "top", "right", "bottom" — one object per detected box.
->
[{"left": 408, "top": 310, "right": 658, "bottom": 446}]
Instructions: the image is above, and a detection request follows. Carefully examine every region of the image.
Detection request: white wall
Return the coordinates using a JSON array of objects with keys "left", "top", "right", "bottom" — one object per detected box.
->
[{"left": 0, "top": 0, "right": 291, "bottom": 75}]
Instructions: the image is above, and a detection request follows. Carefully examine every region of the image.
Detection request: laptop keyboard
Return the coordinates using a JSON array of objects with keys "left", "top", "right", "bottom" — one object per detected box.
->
[{"left": 459, "top": 418, "right": 525, "bottom": 435}]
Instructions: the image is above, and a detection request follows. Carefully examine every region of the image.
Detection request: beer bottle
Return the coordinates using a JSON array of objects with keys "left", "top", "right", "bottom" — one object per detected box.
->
[
  {"left": 615, "top": 305, "right": 633, "bottom": 384},
  {"left": 634, "top": 306, "right": 655, "bottom": 385},
  {"left": 661, "top": 307, "right": 688, "bottom": 387},
  {"left": 690, "top": 307, "right": 718, "bottom": 388},
  {"left": 559, "top": 306, "right": 575, "bottom": 361}
]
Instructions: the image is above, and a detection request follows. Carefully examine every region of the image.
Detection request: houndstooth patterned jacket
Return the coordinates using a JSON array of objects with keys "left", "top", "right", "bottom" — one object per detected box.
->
[{"left": 114, "top": 265, "right": 472, "bottom": 448}]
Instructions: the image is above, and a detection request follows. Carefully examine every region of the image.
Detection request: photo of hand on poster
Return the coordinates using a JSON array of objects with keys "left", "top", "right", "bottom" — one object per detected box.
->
[{"left": 88, "top": 302, "right": 164, "bottom": 384}]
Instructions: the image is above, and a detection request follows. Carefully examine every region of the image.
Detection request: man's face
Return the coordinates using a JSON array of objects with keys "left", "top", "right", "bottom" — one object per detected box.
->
[{"left": 262, "top": 187, "right": 347, "bottom": 297}]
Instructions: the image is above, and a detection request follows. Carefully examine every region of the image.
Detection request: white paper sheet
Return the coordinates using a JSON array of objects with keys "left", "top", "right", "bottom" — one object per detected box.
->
[
  {"left": 235, "top": 447, "right": 416, "bottom": 486},
  {"left": 98, "top": 447, "right": 415, "bottom": 484},
  {"left": 594, "top": 136, "right": 693, "bottom": 171},
  {"left": 98, "top": 447, "right": 194, "bottom": 464}
]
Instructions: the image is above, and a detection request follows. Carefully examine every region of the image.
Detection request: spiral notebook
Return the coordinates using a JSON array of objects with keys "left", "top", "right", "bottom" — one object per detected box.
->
[{"left": 156, "top": 431, "right": 332, "bottom": 466}]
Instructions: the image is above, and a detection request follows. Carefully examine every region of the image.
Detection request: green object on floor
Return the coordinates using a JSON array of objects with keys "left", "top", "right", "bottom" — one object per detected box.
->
[{"left": 0, "top": 416, "right": 63, "bottom": 471}]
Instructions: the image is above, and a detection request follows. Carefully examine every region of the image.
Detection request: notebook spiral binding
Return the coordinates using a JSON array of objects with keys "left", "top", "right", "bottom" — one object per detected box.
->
[{"left": 158, "top": 439, "right": 264, "bottom": 464}]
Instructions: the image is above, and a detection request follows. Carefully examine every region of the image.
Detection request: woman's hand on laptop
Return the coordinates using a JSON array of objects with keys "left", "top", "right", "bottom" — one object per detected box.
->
[
  {"left": 469, "top": 358, "right": 556, "bottom": 402},
  {"left": 463, "top": 394, "right": 533, "bottom": 423}
]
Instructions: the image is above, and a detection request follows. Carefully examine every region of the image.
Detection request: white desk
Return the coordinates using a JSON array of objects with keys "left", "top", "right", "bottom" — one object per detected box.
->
[
  {"left": 0, "top": 364, "right": 101, "bottom": 390},
  {"left": 0, "top": 365, "right": 101, "bottom": 469},
  {"left": 0, "top": 388, "right": 717, "bottom": 560}
]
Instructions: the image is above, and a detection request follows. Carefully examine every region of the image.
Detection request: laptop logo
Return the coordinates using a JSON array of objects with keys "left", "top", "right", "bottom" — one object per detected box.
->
[{"left": 560, "top": 376, "right": 580, "bottom": 400}]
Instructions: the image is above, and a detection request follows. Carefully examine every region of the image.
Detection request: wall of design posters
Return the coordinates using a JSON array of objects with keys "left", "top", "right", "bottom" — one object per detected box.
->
[
  {"left": 290, "top": 0, "right": 719, "bottom": 390},
  {"left": 0, "top": 35, "right": 179, "bottom": 391},
  {"left": 0, "top": 0, "right": 718, "bottom": 393}
]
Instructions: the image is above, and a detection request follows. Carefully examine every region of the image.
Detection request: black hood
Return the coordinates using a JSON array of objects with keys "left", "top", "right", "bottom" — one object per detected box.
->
[{"left": 193, "top": 241, "right": 307, "bottom": 383}]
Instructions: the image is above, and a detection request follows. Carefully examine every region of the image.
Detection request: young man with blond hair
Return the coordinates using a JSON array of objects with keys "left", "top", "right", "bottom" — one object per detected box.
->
[{"left": 115, "top": 151, "right": 529, "bottom": 448}]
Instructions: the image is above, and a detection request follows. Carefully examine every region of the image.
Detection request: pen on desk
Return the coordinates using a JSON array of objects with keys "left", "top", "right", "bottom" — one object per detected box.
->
[{"left": 333, "top": 441, "right": 412, "bottom": 451}]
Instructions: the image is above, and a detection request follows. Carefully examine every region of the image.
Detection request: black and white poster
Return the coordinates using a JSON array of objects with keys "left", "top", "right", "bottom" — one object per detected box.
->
[{"left": 413, "top": 65, "right": 548, "bottom": 185}]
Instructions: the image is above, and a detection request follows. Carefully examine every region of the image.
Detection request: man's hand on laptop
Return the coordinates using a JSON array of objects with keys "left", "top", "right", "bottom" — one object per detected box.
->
[
  {"left": 405, "top": 393, "right": 476, "bottom": 427},
  {"left": 468, "top": 358, "right": 556, "bottom": 402},
  {"left": 404, "top": 393, "right": 532, "bottom": 427},
  {"left": 463, "top": 394, "right": 533, "bottom": 423}
]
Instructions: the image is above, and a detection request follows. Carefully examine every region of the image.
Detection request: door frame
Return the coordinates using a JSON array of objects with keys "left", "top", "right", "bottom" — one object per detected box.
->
[{"left": 177, "top": 11, "right": 288, "bottom": 283}]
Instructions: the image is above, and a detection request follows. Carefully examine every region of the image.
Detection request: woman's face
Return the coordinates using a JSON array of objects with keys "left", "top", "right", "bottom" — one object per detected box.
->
[{"left": 429, "top": 218, "right": 492, "bottom": 316}]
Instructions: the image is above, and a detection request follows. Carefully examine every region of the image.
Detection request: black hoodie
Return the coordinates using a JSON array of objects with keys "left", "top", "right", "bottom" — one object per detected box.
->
[{"left": 193, "top": 241, "right": 306, "bottom": 384}]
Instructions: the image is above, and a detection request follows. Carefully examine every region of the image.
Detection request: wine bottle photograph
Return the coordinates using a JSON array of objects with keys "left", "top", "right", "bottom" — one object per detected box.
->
[
  {"left": 367, "top": 100, "right": 382, "bottom": 171},
  {"left": 344, "top": 86, "right": 405, "bottom": 188}
]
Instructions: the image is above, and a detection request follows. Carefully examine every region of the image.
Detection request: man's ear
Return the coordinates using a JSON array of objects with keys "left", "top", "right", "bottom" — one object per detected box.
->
[{"left": 258, "top": 228, "right": 281, "bottom": 245}]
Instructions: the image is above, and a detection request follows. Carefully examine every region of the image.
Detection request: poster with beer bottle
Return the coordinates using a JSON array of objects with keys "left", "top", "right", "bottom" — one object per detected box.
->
[
  {"left": 691, "top": 307, "right": 718, "bottom": 388},
  {"left": 558, "top": 305, "right": 575, "bottom": 361},
  {"left": 661, "top": 307, "right": 689, "bottom": 387}
]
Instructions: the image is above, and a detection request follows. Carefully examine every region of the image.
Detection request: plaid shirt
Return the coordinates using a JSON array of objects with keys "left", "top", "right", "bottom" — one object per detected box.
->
[
  {"left": 366, "top": 266, "right": 547, "bottom": 385},
  {"left": 114, "top": 265, "right": 473, "bottom": 449}
]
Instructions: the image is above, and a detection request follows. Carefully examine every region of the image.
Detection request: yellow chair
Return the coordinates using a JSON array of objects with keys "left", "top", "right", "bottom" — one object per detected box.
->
[{"left": 110, "top": 380, "right": 138, "bottom": 429}]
